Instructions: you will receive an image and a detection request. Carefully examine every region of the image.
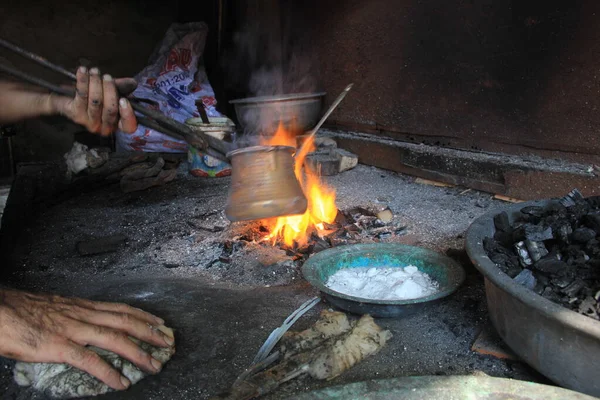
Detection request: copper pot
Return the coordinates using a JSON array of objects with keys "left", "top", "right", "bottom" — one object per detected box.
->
[{"left": 225, "top": 146, "right": 308, "bottom": 222}]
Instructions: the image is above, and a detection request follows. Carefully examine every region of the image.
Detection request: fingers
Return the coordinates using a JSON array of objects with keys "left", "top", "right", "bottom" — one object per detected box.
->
[
  {"left": 74, "top": 308, "right": 173, "bottom": 349},
  {"left": 101, "top": 75, "right": 119, "bottom": 136},
  {"left": 68, "top": 321, "right": 162, "bottom": 375},
  {"left": 72, "top": 298, "right": 164, "bottom": 326},
  {"left": 73, "top": 66, "right": 89, "bottom": 117},
  {"left": 60, "top": 341, "right": 130, "bottom": 391},
  {"left": 87, "top": 68, "right": 103, "bottom": 132},
  {"left": 117, "top": 98, "right": 137, "bottom": 133}
]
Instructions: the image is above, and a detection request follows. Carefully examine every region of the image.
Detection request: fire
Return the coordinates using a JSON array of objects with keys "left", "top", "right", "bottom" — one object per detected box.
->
[{"left": 263, "top": 122, "right": 338, "bottom": 247}]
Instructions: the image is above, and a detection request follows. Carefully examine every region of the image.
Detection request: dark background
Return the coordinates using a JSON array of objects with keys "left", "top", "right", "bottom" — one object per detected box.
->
[{"left": 1, "top": 0, "right": 599, "bottom": 172}]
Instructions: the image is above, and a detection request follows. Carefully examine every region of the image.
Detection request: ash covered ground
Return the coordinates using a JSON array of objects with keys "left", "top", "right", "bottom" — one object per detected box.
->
[{"left": 0, "top": 163, "right": 547, "bottom": 399}]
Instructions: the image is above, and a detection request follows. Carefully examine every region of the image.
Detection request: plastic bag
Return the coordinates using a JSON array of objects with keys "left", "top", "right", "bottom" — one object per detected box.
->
[{"left": 115, "top": 22, "right": 222, "bottom": 153}]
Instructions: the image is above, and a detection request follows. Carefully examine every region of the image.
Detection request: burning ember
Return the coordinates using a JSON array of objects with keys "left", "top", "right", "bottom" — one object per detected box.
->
[{"left": 262, "top": 122, "right": 338, "bottom": 247}]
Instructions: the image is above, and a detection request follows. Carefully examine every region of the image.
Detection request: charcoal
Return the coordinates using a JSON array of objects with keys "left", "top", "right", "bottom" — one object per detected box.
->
[
  {"left": 586, "top": 196, "right": 600, "bottom": 208},
  {"left": 542, "top": 287, "right": 562, "bottom": 303},
  {"left": 312, "top": 237, "right": 330, "bottom": 253},
  {"left": 513, "top": 269, "right": 536, "bottom": 290},
  {"left": 535, "top": 272, "right": 551, "bottom": 286},
  {"left": 524, "top": 240, "right": 548, "bottom": 262},
  {"left": 571, "top": 227, "right": 597, "bottom": 244},
  {"left": 533, "top": 281, "right": 546, "bottom": 295},
  {"left": 520, "top": 206, "right": 545, "bottom": 218},
  {"left": 505, "top": 263, "right": 523, "bottom": 278},
  {"left": 560, "top": 188, "right": 585, "bottom": 207},
  {"left": 563, "top": 279, "right": 585, "bottom": 297},
  {"left": 493, "top": 231, "right": 514, "bottom": 248},
  {"left": 334, "top": 211, "right": 348, "bottom": 225},
  {"left": 585, "top": 239, "right": 600, "bottom": 257},
  {"left": 513, "top": 224, "right": 553, "bottom": 242},
  {"left": 488, "top": 252, "right": 511, "bottom": 266},
  {"left": 493, "top": 212, "right": 512, "bottom": 232},
  {"left": 514, "top": 241, "right": 533, "bottom": 267},
  {"left": 534, "top": 257, "right": 568, "bottom": 275},
  {"left": 551, "top": 272, "right": 575, "bottom": 289},
  {"left": 583, "top": 214, "right": 600, "bottom": 234},
  {"left": 554, "top": 223, "right": 573, "bottom": 242}
]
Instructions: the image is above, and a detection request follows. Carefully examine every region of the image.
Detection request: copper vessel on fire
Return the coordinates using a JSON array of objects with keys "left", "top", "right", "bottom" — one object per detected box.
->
[{"left": 225, "top": 145, "right": 308, "bottom": 222}]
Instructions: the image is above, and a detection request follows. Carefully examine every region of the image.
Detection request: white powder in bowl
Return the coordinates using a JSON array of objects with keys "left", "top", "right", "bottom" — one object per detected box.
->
[{"left": 325, "top": 266, "right": 439, "bottom": 301}]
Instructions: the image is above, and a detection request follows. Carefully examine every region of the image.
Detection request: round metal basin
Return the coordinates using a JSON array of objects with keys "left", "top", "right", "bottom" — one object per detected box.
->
[
  {"left": 465, "top": 199, "right": 600, "bottom": 397},
  {"left": 302, "top": 243, "right": 466, "bottom": 318},
  {"left": 229, "top": 92, "right": 325, "bottom": 135},
  {"left": 289, "top": 376, "right": 597, "bottom": 399}
]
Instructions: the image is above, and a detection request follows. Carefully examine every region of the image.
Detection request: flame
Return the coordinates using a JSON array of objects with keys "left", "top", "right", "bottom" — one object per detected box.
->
[{"left": 262, "top": 123, "right": 338, "bottom": 247}]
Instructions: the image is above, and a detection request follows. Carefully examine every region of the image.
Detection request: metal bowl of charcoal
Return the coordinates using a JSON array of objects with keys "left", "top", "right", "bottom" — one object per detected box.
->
[
  {"left": 465, "top": 191, "right": 600, "bottom": 397},
  {"left": 302, "top": 243, "right": 466, "bottom": 318}
]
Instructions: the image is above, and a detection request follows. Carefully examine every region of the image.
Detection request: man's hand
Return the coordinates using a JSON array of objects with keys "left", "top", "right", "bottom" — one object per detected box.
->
[
  {"left": 0, "top": 288, "right": 174, "bottom": 391},
  {"left": 51, "top": 66, "right": 138, "bottom": 136}
]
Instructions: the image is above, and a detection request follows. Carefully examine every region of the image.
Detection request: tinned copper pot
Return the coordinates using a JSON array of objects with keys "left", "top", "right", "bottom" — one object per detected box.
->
[{"left": 225, "top": 145, "right": 308, "bottom": 222}]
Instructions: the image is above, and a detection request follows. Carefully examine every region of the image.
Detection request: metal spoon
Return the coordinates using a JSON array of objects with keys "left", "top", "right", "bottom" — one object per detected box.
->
[{"left": 295, "top": 83, "right": 353, "bottom": 158}]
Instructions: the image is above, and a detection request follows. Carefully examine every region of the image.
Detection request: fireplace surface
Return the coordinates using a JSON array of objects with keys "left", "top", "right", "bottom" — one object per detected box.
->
[{"left": 0, "top": 164, "right": 545, "bottom": 399}]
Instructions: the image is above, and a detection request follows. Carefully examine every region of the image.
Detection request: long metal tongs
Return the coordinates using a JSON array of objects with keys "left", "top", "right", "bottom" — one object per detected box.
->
[{"left": 0, "top": 38, "right": 231, "bottom": 160}]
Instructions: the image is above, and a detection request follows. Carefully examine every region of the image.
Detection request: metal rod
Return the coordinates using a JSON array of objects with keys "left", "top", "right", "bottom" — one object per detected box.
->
[
  {"left": 0, "top": 38, "right": 77, "bottom": 80},
  {"left": 0, "top": 62, "right": 73, "bottom": 97},
  {"left": 0, "top": 44, "right": 232, "bottom": 158},
  {"left": 295, "top": 83, "right": 354, "bottom": 158}
]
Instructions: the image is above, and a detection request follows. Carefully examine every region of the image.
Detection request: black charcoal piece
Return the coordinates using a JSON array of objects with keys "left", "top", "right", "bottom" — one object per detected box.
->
[
  {"left": 533, "top": 281, "right": 546, "bottom": 295},
  {"left": 521, "top": 206, "right": 545, "bottom": 218},
  {"left": 312, "top": 237, "right": 330, "bottom": 253},
  {"left": 555, "top": 223, "right": 573, "bottom": 242},
  {"left": 534, "top": 257, "right": 568, "bottom": 275},
  {"left": 514, "top": 241, "right": 533, "bottom": 266},
  {"left": 493, "top": 212, "right": 512, "bottom": 232},
  {"left": 587, "top": 241, "right": 600, "bottom": 258},
  {"left": 563, "top": 279, "right": 585, "bottom": 298},
  {"left": 505, "top": 263, "right": 523, "bottom": 278},
  {"left": 571, "top": 227, "right": 597, "bottom": 243},
  {"left": 560, "top": 188, "right": 584, "bottom": 208},
  {"left": 493, "top": 231, "right": 514, "bottom": 248},
  {"left": 513, "top": 224, "right": 554, "bottom": 242},
  {"left": 551, "top": 272, "right": 575, "bottom": 289},
  {"left": 583, "top": 214, "right": 600, "bottom": 234},
  {"left": 542, "top": 286, "right": 563, "bottom": 302},
  {"left": 586, "top": 196, "right": 600, "bottom": 208},
  {"left": 524, "top": 240, "right": 549, "bottom": 262},
  {"left": 513, "top": 269, "right": 536, "bottom": 290}
]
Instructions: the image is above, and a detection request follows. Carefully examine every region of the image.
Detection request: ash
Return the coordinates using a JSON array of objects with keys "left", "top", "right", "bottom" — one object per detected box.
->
[{"left": 6, "top": 163, "right": 507, "bottom": 294}]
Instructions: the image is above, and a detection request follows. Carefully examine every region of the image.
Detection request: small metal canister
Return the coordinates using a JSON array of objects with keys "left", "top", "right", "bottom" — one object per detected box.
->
[{"left": 225, "top": 145, "right": 308, "bottom": 222}]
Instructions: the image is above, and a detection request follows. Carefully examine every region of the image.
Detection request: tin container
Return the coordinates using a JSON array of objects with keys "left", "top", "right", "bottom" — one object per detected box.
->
[{"left": 224, "top": 145, "right": 307, "bottom": 222}]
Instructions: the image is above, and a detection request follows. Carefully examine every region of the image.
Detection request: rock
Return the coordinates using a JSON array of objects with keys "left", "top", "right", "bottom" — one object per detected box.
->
[
  {"left": 334, "top": 149, "right": 359, "bottom": 172},
  {"left": 305, "top": 153, "right": 340, "bottom": 176}
]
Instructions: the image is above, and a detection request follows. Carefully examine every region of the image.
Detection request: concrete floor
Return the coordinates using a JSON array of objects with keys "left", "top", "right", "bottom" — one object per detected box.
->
[{"left": 0, "top": 163, "right": 548, "bottom": 399}]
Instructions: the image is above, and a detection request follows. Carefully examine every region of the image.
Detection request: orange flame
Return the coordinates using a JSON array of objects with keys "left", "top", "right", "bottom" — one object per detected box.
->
[{"left": 262, "top": 123, "right": 338, "bottom": 247}]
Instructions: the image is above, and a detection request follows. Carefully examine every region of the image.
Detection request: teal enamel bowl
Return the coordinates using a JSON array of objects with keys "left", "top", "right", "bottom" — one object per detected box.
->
[{"left": 302, "top": 243, "right": 466, "bottom": 318}]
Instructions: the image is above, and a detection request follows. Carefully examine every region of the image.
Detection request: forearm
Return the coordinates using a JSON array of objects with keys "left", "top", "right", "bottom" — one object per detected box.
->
[{"left": 0, "top": 82, "right": 55, "bottom": 125}]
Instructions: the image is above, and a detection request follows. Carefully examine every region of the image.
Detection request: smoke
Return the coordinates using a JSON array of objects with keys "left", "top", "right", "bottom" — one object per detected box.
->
[{"left": 221, "top": 13, "right": 322, "bottom": 146}]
